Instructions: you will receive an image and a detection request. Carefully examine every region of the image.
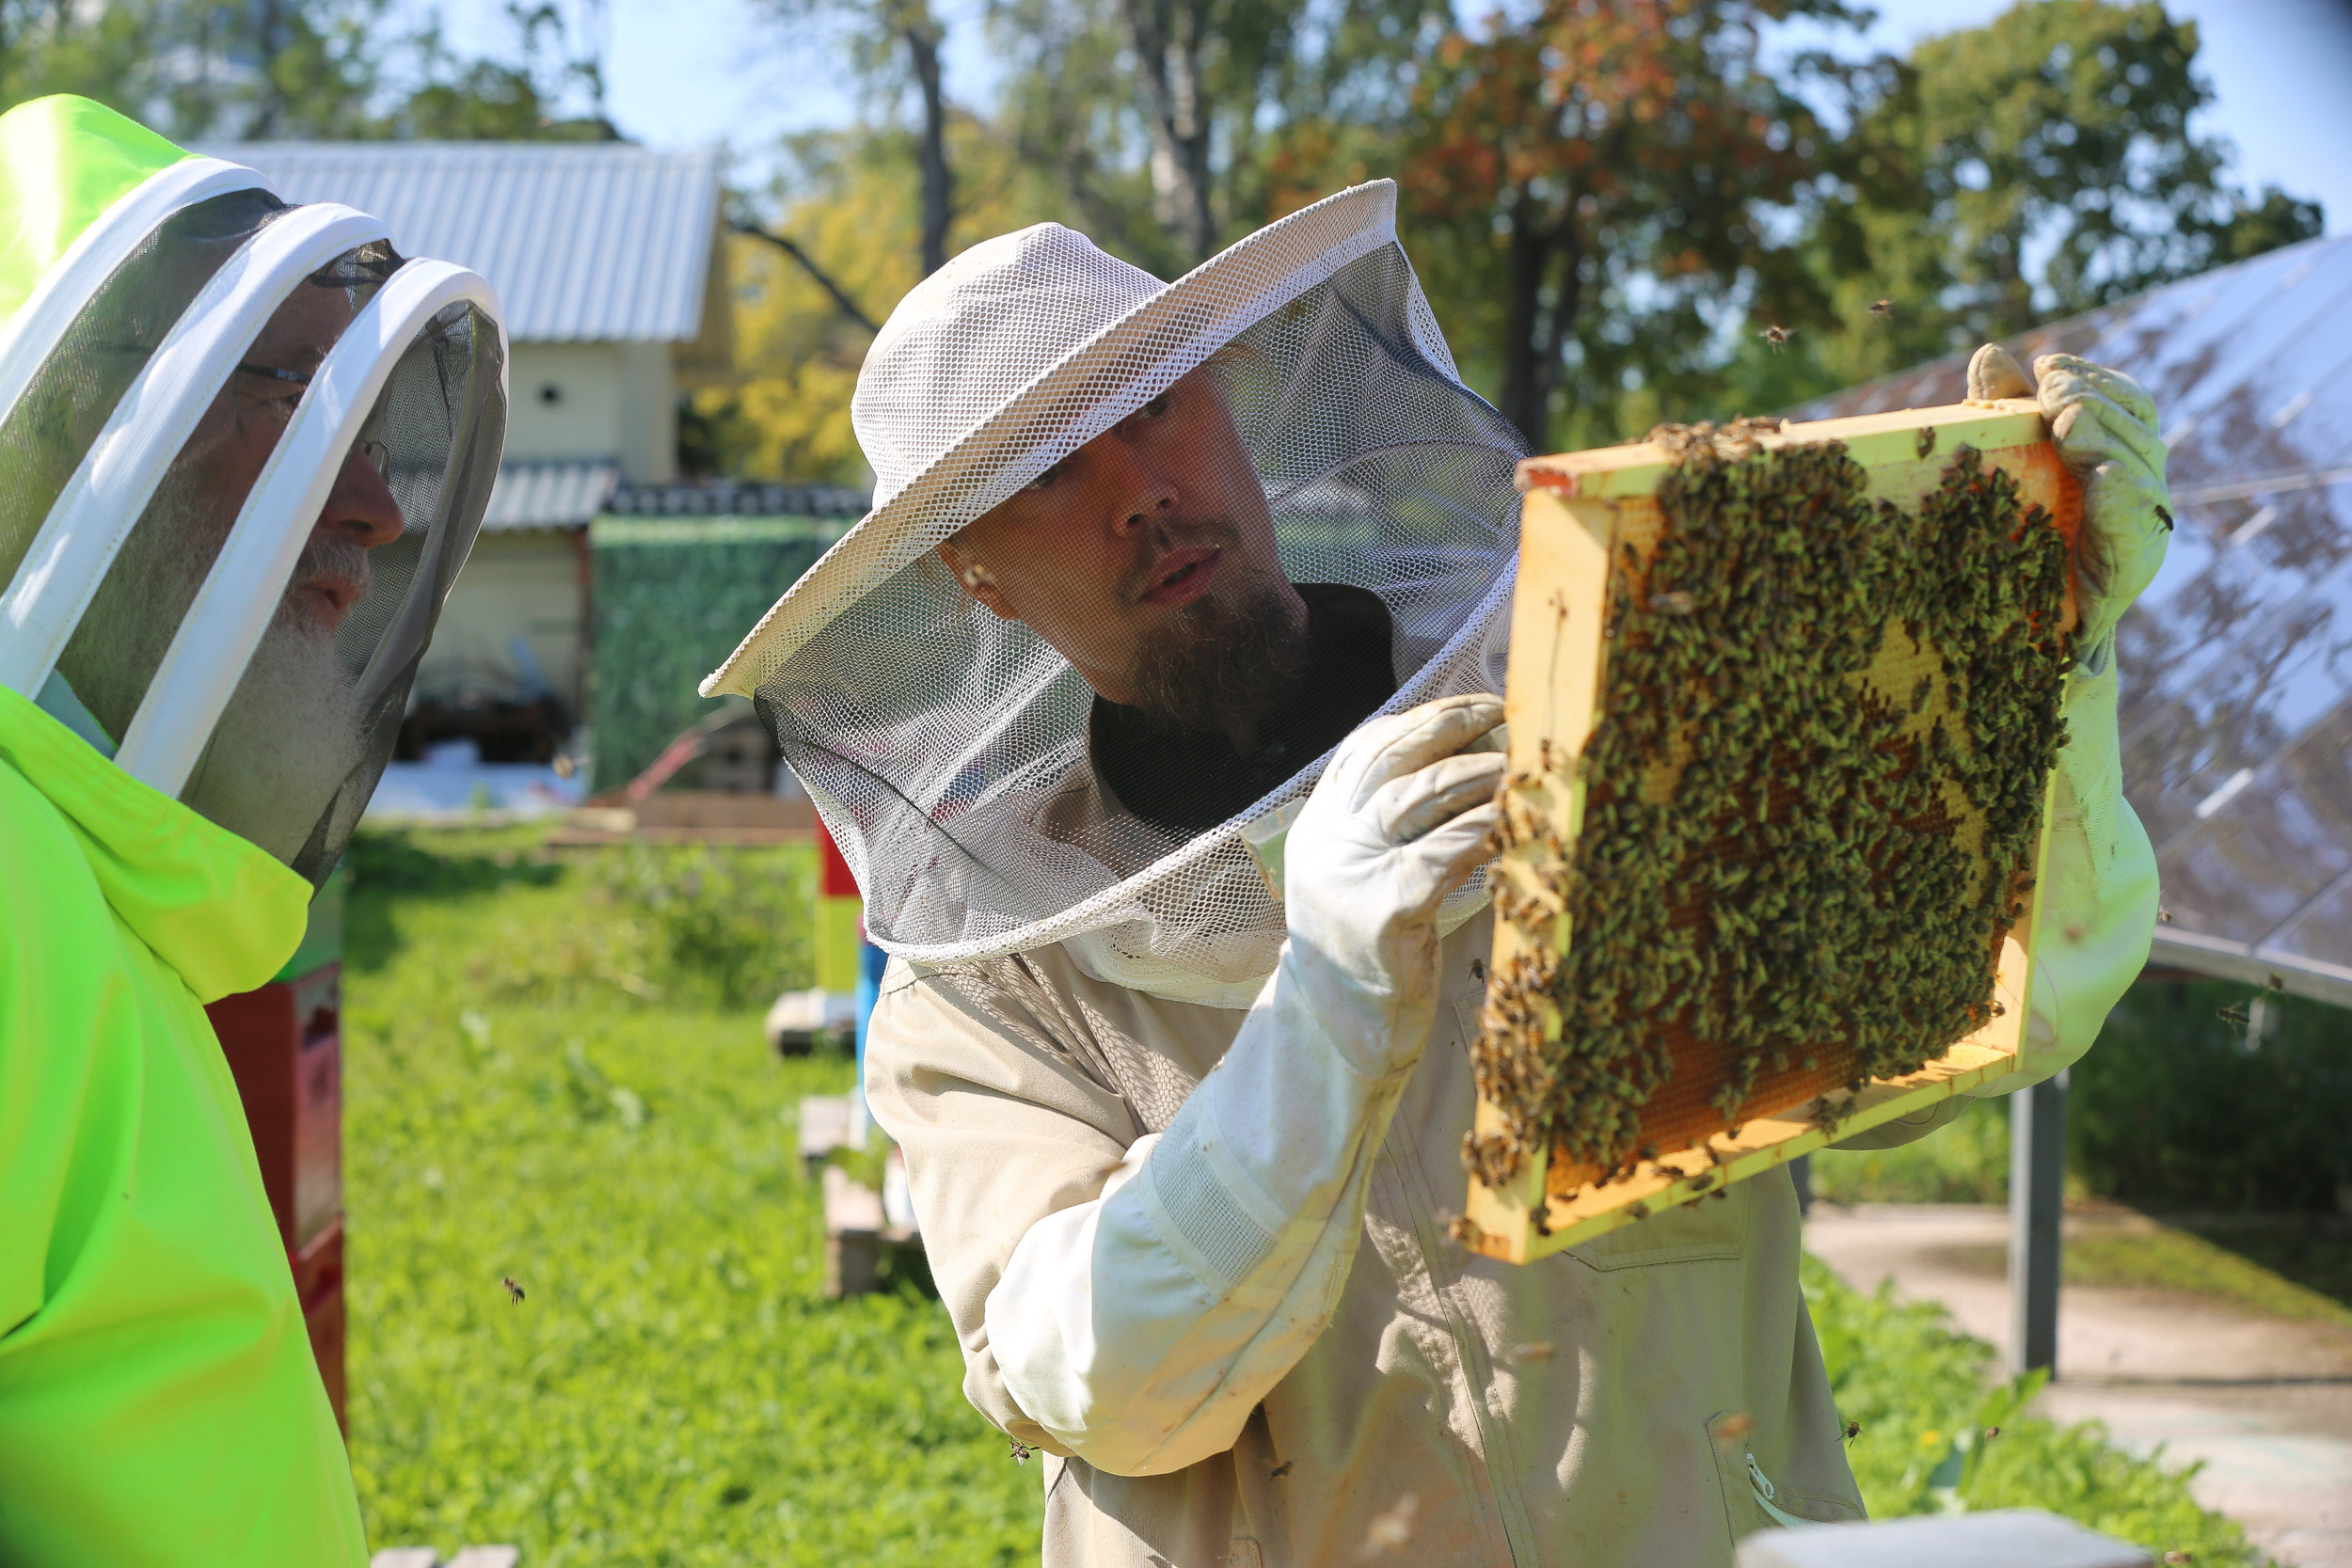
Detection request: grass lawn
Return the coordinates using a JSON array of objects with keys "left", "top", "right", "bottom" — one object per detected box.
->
[
  {"left": 341, "top": 827, "right": 2265, "bottom": 1563},
  {"left": 341, "top": 829, "right": 1041, "bottom": 1565}
]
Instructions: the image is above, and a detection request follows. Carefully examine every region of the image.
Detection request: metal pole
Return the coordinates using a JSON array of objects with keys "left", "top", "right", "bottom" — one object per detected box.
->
[{"left": 2009, "top": 1069, "right": 2067, "bottom": 1377}]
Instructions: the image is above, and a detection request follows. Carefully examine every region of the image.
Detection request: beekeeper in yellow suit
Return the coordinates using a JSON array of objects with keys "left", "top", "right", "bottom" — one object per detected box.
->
[{"left": 0, "top": 96, "right": 506, "bottom": 1563}]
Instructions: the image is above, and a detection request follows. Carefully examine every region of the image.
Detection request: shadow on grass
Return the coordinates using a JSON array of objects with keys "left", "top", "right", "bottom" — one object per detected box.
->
[
  {"left": 344, "top": 827, "right": 563, "bottom": 974},
  {"left": 2168, "top": 1215, "right": 2352, "bottom": 1317}
]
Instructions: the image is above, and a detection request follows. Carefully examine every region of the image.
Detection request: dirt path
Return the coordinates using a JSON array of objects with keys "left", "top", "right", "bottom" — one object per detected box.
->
[{"left": 1804, "top": 1203, "right": 2352, "bottom": 1568}]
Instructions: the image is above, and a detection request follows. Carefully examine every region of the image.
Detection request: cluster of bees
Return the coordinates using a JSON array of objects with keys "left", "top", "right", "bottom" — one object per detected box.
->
[{"left": 1468, "top": 433, "right": 2074, "bottom": 1189}]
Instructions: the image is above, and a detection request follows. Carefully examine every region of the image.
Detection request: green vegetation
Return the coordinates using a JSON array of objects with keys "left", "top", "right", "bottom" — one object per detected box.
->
[
  {"left": 2075, "top": 978, "right": 2352, "bottom": 1213},
  {"left": 1806, "top": 1259, "right": 2263, "bottom": 1563},
  {"left": 1813, "top": 978, "right": 2352, "bottom": 1215},
  {"left": 342, "top": 829, "right": 1038, "bottom": 1565},
  {"left": 342, "top": 827, "right": 2263, "bottom": 1562},
  {"left": 1811, "top": 1098, "right": 2013, "bottom": 1205}
]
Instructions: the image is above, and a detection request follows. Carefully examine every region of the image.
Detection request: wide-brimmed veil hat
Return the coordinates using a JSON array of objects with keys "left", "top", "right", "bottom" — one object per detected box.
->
[{"left": 708, "top": 180, "right": 1527, "bottom": 1004}]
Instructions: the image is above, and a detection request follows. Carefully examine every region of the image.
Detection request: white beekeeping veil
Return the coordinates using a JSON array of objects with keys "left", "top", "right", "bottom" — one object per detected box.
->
[
  {"left": 705, "top": 181, "right": 1521, "bottom": 1003},
  {"left": 0, "top": 96, "right": 506, "bottom": 884}
]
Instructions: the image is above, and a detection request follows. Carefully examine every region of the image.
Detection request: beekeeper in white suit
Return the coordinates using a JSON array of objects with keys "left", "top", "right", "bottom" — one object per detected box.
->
[{"left": 704, "top": 182, "right": 2167, "bottom": 1565}]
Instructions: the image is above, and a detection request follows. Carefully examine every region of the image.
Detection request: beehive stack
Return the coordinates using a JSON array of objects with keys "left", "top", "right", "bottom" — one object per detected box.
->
[{"left": 1462, "top": 400, "right": 2081, "bottom": 1263}]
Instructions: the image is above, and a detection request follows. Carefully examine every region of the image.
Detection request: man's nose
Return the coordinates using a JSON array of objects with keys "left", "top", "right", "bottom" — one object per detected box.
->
[
  {"left": 315, "top": 438, "right": 405, "bottom": 549},
  {"left": 1100, "top": 434, "right": 1177, "bottom": 537}
]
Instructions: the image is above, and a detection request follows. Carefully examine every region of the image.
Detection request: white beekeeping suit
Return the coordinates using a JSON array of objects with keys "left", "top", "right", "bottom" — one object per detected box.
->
[{"left": 705, "top": 184, "right": 2164, "bottom": 1566}]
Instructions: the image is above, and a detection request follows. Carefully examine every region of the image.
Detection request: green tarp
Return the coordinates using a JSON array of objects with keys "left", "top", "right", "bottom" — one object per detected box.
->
[{"left": 588, "top": 515, "right": 849, "bottom": 792}]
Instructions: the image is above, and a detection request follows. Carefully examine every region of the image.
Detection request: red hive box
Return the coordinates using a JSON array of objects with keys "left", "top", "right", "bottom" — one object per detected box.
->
[{"left": 204, "top": 871, "right": 346, "bottom": 1428}]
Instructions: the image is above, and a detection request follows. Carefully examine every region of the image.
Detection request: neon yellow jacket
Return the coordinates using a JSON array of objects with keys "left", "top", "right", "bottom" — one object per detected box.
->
[{"left": 0, "top": 684, "right": 367, "bottom": 1564}]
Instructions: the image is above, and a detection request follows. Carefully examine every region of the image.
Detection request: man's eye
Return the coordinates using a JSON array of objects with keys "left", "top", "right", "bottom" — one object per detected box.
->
[{"left": 1026, "top": 460, "right": 1067, "bottom": 491}]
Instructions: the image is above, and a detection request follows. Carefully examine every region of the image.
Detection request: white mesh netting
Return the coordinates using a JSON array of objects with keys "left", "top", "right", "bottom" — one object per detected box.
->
[{"left": 715, "top": 182, "right": 1527, "bottom": 991}]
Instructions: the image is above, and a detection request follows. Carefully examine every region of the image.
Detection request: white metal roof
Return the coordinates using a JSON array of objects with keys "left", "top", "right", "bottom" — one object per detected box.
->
[
  {"left": 484, "top": 459, "right": 621, "bottom": 531},
  {"left": 208, "top": 141, "right": 723, "bottom": 343}
]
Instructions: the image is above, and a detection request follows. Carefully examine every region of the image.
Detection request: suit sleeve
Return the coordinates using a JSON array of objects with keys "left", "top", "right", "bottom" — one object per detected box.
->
[{"left": 866, "top": 952, "right": 1411, "bottom": 1478}]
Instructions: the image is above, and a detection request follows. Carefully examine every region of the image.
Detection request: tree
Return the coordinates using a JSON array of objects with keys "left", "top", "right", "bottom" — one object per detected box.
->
[
  {"left": 1722, "top": 0, "right": 2325, "bottom": 414},
  {"left": 988, "top": 0, "right": 1440, "bottom": 272},
  {"left": 692, "top": 122, "right": 1071, "bottom": 483},
  {"left": 391, "top": 2, "right": 621, "bottom": 141},
  {"left": 1895, "top": 0, "right": 2319, "bottom": 334},
  {"left": 758, "top": 0, "right": 956, "bottom": 277},
  {"left": 1400, "top": 0, "right": 1868, "bottom": 450}
]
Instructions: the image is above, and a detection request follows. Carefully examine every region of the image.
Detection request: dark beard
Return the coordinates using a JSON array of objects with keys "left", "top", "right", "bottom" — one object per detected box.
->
[{"left": 1122, "top": 558, "right": 1311, "bottom": 736}]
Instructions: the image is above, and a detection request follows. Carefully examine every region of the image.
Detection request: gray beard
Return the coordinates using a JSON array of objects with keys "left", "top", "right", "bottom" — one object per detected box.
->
[
  {"left": 1121, "top": 559, "right": 1311, "bottom": 739},
  {"left": 58, "top": 467, "right": 366, "bottom": 863}
]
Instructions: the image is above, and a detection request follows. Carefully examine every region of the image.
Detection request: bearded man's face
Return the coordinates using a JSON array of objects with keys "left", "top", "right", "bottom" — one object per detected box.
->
[
  {"left": 937, "top": 367, "right": 1311, "bottom": 748},
  {"left": 57, "top": 279, "right": 406, "bottom": 862}
]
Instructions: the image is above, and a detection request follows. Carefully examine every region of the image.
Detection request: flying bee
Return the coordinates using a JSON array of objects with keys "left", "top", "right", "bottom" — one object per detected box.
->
[
  {"left": 1868, "top": 299, "right": 1893, "bottom": 319},
  {"left": 2218, "top": 1003, "right": 2250, "bottom": 1031},
  {"left": 1760, "top": 324, "right": 1792, "bottom": 353},
  {"left": 1009, "top": 1437, "right": 1034, "bottom": 1465},
  {"left": 501, "top": 1275, "right": 526, "bottom": 1305},
  {"left": 1843, "top": 1420, "right": 1863, "bottom": 1445},
  {"left": 2154, "top": 505, "right": 2173, "bottom": 533},
  {"left": 1270, "top": 1461, "right": 1294, "bottom": 1479}
]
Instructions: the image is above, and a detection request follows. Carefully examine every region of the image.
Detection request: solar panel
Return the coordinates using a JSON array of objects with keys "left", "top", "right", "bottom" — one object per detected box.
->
[{"left": 1788, "top": 233, "right": 2352, "bottom": 1008}]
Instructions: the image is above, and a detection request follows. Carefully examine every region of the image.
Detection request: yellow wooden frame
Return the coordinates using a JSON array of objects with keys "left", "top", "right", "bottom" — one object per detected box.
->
[{"left": 1464, "top": 399, "right": 2077, "bottom": 1264}]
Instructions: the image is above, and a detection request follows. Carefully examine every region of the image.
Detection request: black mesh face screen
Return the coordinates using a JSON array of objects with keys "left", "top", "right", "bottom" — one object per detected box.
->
[
  {"left": 0, "top": 188, "right": 288, "bottom": 594},
  {"left": 282, "top": 302, "right": 504, "bottom": 886},
  {"left": 757, "top": 242, "right": 1524, "bottom": 987}
]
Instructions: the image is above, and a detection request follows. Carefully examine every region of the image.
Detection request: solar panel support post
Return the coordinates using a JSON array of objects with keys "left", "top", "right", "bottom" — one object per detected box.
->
[{"left": 2009, "top": 1069, "right": 2066, "bottom": 1377}]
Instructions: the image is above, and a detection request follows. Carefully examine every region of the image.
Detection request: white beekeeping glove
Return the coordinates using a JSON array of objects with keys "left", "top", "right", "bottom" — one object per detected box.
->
[
  {"left": 1280, "top": 692, "right": 1508, "bottom": 1071},
  {"left": 2035, "top": 352, "right": 2173, "bottom": 670},
  {"left": 1965, "top": 349, "right": 2168, "bottom": 1099},
  {"left": 981, "top": 694, "right": 1503, "bottom": 1475}
]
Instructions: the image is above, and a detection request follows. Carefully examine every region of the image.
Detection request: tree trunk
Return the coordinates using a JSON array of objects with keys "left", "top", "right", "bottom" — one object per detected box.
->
[
  {"left": 248, "top": 0, "right": 287, "bottom": 137},
  {"left": 1496, "top": 191, "right": 1584, "bottom": 453},
  {"left": 904, "top": 17, "right": 954, "bottom": 277},
  {"left": 1120, "top": 0, "right": 1216, "bottom": 264}
]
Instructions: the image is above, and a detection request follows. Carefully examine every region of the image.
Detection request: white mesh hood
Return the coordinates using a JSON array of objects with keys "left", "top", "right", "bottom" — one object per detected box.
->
[{"left": 707, "top": 182, "right": 1525, "bottom": 994}]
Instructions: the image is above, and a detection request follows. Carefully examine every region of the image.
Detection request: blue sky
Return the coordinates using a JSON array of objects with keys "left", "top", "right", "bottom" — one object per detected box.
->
[{"left": 410, "top": 0, "right": 2352, "bottom": 233}]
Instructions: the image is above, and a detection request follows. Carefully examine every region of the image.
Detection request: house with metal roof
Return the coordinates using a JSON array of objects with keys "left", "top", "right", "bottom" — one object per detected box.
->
[
  {"left": 1793, "top": 230, "right": 2352, "bottom": 1009},
  {"left": 213, "top": 139, "right": 737, "bottom": 743}
]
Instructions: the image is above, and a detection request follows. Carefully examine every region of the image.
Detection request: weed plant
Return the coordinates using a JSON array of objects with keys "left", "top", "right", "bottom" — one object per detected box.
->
[{"left": 1805, "top": 1258, "right": 2265, "bottom": 1563}]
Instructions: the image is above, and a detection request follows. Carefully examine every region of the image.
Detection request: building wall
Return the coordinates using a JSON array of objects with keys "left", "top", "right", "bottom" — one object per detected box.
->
[
  {"left": 617, "top": 340, "right": 679, "bottom": 484},
  {"left": 502, "top": 341, "right": 678, "bottom": 483},
  {"left": 418, "top": 530, "right": 586, "bottom": 721}
]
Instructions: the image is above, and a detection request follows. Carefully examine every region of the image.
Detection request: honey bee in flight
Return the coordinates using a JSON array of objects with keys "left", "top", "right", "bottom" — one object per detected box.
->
[
  {"left": 1868, "top": 299, "right": 1893, "bottom": 319},
  {"left": 501, "top": 1275, "right": 526, "bottom": 1305},
  {"left": 1760, "top": 324, "right": 1792, "bottom": 352}
]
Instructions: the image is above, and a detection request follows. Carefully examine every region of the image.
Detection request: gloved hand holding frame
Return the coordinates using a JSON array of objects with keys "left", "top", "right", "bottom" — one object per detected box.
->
[{"left": 1463, "top": 398, "right": 2081, "bottom": 1263}]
